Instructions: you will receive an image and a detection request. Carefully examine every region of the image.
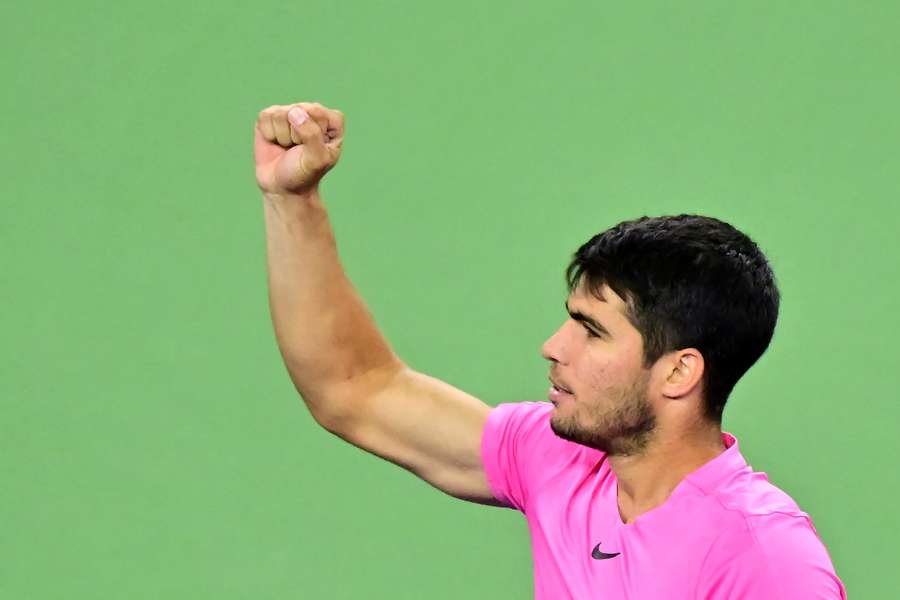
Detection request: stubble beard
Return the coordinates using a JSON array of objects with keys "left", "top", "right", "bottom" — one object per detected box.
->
[{"left": 549, "top": 372, "right": 656, "bottom": 456}]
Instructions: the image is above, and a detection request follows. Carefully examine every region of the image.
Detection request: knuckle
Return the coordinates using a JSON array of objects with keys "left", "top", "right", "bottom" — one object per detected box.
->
[{"left": 305, "top": 102, "right": 328, "bottom": 117}]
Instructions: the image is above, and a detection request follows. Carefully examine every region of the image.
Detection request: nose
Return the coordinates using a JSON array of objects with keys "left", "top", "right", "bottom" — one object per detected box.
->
[{"left": 541, "top": 324, "right": 567, "bottom": 364}]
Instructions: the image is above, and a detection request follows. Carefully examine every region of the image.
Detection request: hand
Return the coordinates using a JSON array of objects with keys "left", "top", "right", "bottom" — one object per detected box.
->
[{"left": 254, "top": 102, "right": 345, "bottom": 197}]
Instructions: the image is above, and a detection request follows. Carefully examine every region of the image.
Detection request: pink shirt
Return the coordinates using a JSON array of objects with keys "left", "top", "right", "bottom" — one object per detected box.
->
[{"left": 481, "top": 401, "right": 847, "bottom": 599}]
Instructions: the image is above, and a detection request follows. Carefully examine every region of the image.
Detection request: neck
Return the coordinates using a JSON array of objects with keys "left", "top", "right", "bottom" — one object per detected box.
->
[{"left": 610, "top": 422, "right": 724, "bottom": 524}]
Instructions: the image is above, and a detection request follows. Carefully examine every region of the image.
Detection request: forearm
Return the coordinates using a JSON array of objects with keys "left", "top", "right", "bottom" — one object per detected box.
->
[{"left": 263, "top": 190, "right": 403, "bottom": 422}]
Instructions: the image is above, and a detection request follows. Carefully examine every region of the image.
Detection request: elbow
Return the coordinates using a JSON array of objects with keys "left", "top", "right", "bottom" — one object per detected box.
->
[{"left": 300, "top": 362, "right": 407, "bottom": 436}]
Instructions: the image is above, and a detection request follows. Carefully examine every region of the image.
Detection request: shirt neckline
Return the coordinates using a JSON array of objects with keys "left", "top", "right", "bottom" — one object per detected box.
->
[{"left": 613, "top": 432, "right": 746, "bottom": 528}]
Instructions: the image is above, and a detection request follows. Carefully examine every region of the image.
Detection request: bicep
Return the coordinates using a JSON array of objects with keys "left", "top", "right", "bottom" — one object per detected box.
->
[{"left": 328, "top": 367, "right": 502, "bottom": 505}]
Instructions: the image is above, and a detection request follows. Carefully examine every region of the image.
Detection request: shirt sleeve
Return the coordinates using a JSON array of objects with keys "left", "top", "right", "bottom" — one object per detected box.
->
[
  {"left": 698, "top": 512, "right": 847, "bottom": 599},
  {"left": 479, "top": 401, "right": 555, "bottom": 512}
]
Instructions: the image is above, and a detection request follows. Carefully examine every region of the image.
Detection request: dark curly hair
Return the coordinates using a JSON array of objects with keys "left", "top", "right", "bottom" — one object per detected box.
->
[{"left": 566, "top": 215, "right": 780, "bottom": 421}]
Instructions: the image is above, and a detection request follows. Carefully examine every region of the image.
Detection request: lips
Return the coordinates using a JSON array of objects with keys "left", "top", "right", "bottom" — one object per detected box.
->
[
  {"left": 549, "top": 375, "right": 573, "bottom": 394},
  {"left": 549, "top": 374, "right": 575, "bottom": 408}
]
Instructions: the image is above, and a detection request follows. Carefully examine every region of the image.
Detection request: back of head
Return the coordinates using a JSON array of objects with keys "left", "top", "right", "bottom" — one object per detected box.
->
[{"left": 566, "top": 214, "right": 780, "bottom": 421}]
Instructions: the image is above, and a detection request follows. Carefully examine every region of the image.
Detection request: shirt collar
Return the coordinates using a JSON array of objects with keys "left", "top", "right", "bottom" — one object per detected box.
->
[{"left": 682, "top": 432, "right": 750, "bottom": 495}]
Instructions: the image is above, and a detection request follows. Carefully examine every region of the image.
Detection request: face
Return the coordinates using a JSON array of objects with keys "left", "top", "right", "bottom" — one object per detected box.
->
[{"left": 541, "top": 281, "right": 657, "bottom": 456}]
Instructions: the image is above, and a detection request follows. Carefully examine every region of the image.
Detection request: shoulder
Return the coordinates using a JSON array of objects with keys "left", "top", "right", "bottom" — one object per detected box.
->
[
  {"left": 486, "top": 400, "right": 554, "bottom": 432},
  {"left": 484, "top": 401, "right": 596, "bottom": 463},
  {"left": 491, "top": 402, "right": 553, "bottom": 421},
  {"left": 480, "top": 401, "right": 603, "bottom": 511},
  {"left": 482, "top": 401, "right": 581, "bottom": 464},
  {"left": 698, "top": 477, "right": 846, "bottom": 598}
]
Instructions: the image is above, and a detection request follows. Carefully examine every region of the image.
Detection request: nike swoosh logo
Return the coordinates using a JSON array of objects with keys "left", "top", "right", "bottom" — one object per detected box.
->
[{"left": 591, "top": 542, "right": 621, "bottom": 560}]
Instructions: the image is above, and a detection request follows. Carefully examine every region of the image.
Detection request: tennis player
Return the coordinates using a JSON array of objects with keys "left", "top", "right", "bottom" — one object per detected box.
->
[{"left": 254, "top": 101, "right": 847, "bottom": 599}]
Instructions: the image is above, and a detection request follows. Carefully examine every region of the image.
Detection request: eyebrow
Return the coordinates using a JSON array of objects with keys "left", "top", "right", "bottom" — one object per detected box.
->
[{"left": 565, "top": 302, "right": 612, "bottom": 336}]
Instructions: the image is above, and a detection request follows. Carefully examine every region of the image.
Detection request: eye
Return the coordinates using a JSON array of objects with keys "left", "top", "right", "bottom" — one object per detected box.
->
[{"left": 583, "top": 325, "right": 602, "bottom": 338}]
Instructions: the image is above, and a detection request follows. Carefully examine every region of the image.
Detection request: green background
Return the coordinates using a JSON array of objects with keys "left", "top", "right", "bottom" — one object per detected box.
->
[{"left": 3, "top": 1, "right": 897, "bottom": 597}]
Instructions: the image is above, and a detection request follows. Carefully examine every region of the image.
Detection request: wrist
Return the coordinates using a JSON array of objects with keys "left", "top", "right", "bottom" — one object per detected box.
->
[
  {"left": 262, "top": 187, "right": 328, "bottom": 223},
  {"left": 263, "top": 187, "right": 321, "bottom": 204}
]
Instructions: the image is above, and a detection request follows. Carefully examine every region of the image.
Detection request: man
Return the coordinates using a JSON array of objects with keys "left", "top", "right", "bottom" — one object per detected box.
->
[{"left": 253, "top": 101, "right": 846, "bottom": 599}]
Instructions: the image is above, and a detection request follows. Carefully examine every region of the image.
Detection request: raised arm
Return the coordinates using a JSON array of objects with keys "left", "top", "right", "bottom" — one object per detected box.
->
[{"left": 254, "top": 102, "right": 498, "bottom": 504}]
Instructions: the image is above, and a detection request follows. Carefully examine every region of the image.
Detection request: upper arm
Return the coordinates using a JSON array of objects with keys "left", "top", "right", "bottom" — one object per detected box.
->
[{"left": 322, "top": 366, "right": 502, "bottom": 505}]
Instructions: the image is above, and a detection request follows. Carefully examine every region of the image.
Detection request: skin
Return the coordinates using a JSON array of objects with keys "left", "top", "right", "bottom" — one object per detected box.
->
[
  {"left": 254, "top": 100, "right": 730, "bottom": 520},
  {"left": 255, "top": 103, "right": 498, "bottom": 505},
  {"left": 542, "top": 282, "right": 726, "bottom": 523}
]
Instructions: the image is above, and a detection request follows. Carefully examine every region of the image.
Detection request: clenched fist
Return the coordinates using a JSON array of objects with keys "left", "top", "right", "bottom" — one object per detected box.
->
[{"left": 254, "top": 102, "right": 345, "bottom": 196}]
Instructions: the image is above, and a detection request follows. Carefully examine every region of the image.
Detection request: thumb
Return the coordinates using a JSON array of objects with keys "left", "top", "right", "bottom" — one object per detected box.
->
[{"left": 288, "top": 107, "right": 328, "bottom": 168}]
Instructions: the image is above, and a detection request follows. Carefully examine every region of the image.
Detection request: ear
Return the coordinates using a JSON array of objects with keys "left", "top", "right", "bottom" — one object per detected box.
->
[{"left": 661, "top": 349, "right": 704, "bottom": 399}]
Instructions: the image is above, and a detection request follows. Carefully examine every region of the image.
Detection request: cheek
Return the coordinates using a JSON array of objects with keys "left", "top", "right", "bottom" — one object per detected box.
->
[
  {"left": 573, "top": 359, "right": 616, "bottom": 397},
  {"left": 576, "top": 352, "right": 640, "bottom": 398},
  {"left": 583, "top": 363, "right": 611, "bottom": 390}
]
